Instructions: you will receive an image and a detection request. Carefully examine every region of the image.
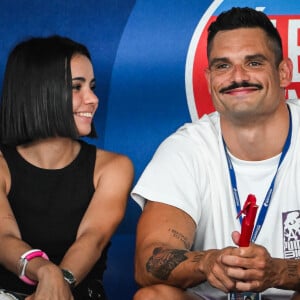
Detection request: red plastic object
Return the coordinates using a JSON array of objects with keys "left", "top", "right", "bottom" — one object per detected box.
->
[{"left": 237, "top": 194, "right": 258, "bottom": 247}]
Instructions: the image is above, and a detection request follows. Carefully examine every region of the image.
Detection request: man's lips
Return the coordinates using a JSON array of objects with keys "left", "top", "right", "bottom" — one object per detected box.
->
[{"left": 223, "top": 86, "right": 259, "bottom": 95}]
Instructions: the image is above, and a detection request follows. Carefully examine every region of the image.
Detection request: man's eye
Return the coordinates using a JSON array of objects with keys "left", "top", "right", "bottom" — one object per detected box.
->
[
  {"left": 217, "top": 64, "right": 229, "bottom": 69},
  {"left": 248, "top": 61, "right": 262, "bottom": 67},
  {"left": 211, "top": 63, "right": 230, "bottom": 71}
]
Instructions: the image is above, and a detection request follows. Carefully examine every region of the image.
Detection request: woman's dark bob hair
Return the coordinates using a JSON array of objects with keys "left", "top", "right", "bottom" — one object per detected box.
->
[{"left": 0, "top": 35, "right": 97, "bottom": 146}]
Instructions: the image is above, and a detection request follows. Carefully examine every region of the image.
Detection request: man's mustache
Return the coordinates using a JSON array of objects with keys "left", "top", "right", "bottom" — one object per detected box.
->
[{"left": 219, "top": 81, "right": 263, "bottom": 94}]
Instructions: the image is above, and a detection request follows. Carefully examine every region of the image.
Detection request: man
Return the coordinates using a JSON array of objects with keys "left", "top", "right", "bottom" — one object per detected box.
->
[{"left": 131, "top": 7, "right": 300, "bottom": 300}]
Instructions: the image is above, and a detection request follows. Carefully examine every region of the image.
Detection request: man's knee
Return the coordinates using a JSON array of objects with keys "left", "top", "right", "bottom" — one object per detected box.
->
[
  {"left": 133, "top": 284, "right": 200, "bottom": 300},
  {"left": 134, "top": 285, "right": 162, "bottom": 300}
]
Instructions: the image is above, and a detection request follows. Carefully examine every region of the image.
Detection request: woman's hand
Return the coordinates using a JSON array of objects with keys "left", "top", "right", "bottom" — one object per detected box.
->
[{"left": 25, "top": 264, "right": 74, "bottom": 300}]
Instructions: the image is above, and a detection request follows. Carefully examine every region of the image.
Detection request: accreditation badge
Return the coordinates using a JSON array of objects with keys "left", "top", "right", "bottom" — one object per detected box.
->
[{"left": 228, "top": 292, "right": 261, "bottom": 300}]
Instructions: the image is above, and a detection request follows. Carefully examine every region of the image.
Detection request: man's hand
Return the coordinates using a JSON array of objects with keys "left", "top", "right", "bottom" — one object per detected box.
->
[
  {"left": 198, "top": 247, "right": 238, "bottom": 293},
  {"left": 220, "top": 232, "right": 278, "bottom": 293}
]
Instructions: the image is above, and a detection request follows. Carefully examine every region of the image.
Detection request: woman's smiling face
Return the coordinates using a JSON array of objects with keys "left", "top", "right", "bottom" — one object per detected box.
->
[{"left": 71, "top": 54, "right": 99, "bottom": 136}]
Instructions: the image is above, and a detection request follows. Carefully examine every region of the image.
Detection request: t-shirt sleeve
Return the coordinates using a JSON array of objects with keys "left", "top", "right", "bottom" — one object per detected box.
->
[{"left": 131, "top": 134, "right": 204, "bottom": 224}]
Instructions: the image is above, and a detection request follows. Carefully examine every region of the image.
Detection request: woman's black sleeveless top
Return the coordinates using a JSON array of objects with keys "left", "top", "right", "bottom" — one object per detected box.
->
[{"left": 0, "top": 140, "right": 109, "bottom": 295}]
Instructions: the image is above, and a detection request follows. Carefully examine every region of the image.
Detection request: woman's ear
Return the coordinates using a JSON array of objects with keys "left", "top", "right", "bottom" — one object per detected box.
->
[{"left": 279, "top": 58, "right": 293, "bottom": 88}]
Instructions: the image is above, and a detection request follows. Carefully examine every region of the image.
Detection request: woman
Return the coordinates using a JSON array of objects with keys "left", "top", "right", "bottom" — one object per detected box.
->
[{"left": 0, "top": 36, "right": 134, "bottom": 300}]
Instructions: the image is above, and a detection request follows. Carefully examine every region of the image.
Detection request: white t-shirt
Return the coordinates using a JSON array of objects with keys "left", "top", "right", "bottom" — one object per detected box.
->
[{"left": 131, "top": 99, "right": 300, "bottom": 299}]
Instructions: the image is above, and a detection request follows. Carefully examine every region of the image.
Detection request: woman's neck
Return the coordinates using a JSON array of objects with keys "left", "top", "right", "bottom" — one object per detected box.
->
[{"left": 17, "top": 137, "right": 81, "bottom": 169}]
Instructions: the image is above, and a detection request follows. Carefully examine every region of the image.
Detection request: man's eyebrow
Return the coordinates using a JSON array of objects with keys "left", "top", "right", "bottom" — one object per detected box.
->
[{"left": 244, "top": 54, "right": 268, "bottom": 61}]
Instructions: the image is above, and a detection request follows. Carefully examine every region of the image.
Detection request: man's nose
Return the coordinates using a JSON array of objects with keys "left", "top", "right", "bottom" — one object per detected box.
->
[{"left": 230, "top": 64, "right": 250, "bottom": 82}]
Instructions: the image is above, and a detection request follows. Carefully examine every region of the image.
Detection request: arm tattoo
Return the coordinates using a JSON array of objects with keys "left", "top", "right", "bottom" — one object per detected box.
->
[
  {"left": 146, "top": 247, "right": 188, "bottom": 280},
  {"left": 192, "top": 253, "right": 204, "bottom": 263},
  {"left": 168, "top": 228, "right": 191, "bottom": 249},
  {"left": 287, "top": 260, "right": 298, "bottom": 278}
]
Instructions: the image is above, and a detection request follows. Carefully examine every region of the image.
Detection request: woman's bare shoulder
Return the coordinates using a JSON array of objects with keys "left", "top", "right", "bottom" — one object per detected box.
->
[
  {"left": 94, "top": 148, "right": 134, "bottom": 179},
  {"left": 96, "top": 148, "right": 132, "bottom": 166}
]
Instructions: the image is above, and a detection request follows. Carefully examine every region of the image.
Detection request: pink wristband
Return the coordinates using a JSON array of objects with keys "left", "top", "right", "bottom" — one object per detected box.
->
[{"left": 18, "top": 249, "right": 49, "bottom": 285}]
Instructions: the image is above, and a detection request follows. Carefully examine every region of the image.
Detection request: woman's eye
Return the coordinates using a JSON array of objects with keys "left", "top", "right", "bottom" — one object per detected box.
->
[{"left": 72, "top": 84, "right": 81, "bottom": 91}]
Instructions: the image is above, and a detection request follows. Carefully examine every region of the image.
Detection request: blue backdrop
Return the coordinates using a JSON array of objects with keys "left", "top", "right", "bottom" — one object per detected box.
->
[{"left": 1, "top": 1, "right": 299, "bottom": 299}]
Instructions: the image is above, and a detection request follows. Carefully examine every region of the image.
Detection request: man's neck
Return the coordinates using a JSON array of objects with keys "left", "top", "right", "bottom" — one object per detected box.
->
[{"left": 221, "top": 103, "right": 290, "bottom": 161}]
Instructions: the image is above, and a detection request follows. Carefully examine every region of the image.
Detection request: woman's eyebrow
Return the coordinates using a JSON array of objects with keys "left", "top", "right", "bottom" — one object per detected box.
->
[{"left": 72, "top": 77, "right": 86, "bottom": 82}]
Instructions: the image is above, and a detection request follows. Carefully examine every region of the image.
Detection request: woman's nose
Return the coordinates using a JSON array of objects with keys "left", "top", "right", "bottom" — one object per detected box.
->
[{"left": 84, "top": 90, "right": 99, "bottom": 105}]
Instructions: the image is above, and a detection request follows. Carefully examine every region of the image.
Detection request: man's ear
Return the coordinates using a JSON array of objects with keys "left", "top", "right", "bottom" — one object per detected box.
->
[
  {"left": 204, "top": 67, "right": 211, "bottom": 94},
  {"left": 279, "top": 58, "right": 293, "bottom": 88}
]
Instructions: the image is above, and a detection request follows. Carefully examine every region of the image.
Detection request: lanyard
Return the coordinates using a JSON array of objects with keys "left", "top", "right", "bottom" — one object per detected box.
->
[{"left": 223, "top": 105, "right": 292, "bottom": 242}]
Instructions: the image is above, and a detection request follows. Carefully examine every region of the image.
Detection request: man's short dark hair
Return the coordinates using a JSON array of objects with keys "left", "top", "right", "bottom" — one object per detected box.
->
[
  {"left": 0, "top": 35, "right": 97, "bottom": 146},
  {"left": 207, "top": 7, "right": 283, "bottom": 66}
]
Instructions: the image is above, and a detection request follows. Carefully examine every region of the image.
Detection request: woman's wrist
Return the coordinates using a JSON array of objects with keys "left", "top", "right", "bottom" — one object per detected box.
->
[
  {"left": 35, "top": 262, "right": 65, "bottom": 284},
  {"left": 61, "top": 268, "right": 77, "bottom": 288},
  {"left": 18, "top": 249, "right": 49, "bottom": 285}
]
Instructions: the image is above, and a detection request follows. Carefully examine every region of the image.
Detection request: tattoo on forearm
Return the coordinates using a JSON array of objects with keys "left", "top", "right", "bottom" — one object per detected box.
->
[
  {"left": 146, "top": 247, "right": 188, "bottom": 280},
  {"left": 192, "top": 253, "right": 204, "bottom": 263},
  {"left": 287, "top": 260, "right": 298, "bottom": 278},
  {"left": 168, "top": 228, "right": 191, "bottom": 249}
]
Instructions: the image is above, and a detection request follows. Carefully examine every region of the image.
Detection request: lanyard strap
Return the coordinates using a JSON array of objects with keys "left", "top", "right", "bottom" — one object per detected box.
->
[{"left": 223, "top": 105, "right": 292, "bottom": 242}]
